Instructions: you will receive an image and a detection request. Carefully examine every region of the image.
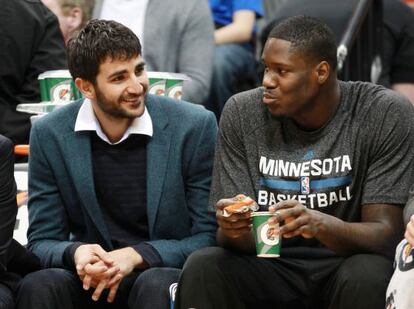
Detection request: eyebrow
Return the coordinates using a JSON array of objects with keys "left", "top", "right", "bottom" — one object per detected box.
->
[{"left": 106, "top": 61, "right": 146, "bottom": 80}]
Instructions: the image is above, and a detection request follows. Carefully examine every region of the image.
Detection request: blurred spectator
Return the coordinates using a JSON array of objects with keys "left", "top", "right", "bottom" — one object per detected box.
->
[
  {"left": 0, "top": 135, "right": 40, "bottom": 308},
  {"left": 0, "top": 0, "right": 67, "bottom": 145},
  {"left": 261, "top": 0, "right": 414, "bottom": 104},
  {"left": 41, "top": 0, "right": 95, "bottom": 44},
  {"left": 94, "top": 0, "right": 214, "bottom": 105},
  {"left": 206, "top": 0, "right": 263, "bottom": 119}
]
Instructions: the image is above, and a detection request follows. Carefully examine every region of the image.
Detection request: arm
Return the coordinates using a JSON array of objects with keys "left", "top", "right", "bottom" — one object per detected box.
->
[
  {"left": 178, "top": 1, "right": 214, "bottom": 104},
  {"left": 215, "top": 10, "right": 256, "bottom": 45},
  {"left": 27, "top": 123, "right": 74, "bottom": 268},
  {"left": 271, "top": 201, "right": 403, "bottom": 259},
  {"left": 147, "top": 111, "right": 218, "bottom": 268},
  {"left": 211, "top": 98, "right": 258, "bottom": 253},
  {"left": 0, "top": 136, "right": 18, "bottom": 273}
]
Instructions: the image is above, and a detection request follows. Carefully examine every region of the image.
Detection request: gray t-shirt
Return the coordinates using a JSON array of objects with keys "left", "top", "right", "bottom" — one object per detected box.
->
[{"left": 211, "top": 81, "right": 414, "bottom": 257}]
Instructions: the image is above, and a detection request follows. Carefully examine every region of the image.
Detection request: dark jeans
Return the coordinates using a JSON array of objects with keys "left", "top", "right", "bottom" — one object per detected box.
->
[
  {"left": 175, "top": 247, "right": 393, "bottom": 309},
  {"left": 205, "top": 44, "right": 257, "bottom": 120},
  {"left": 16, "top": 267, "right": 180, "bottom": 309}
]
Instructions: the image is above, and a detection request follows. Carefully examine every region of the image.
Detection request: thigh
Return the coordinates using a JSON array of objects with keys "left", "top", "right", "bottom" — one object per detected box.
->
[
  {"left": 323, "top": 254, "right": 393, "bottom": 309},
  {"left": 186, "top": 247, "right": 317, "bottom": 304},
  {"left": 16, "top": 268, "right": 88, "bottom": 309}
]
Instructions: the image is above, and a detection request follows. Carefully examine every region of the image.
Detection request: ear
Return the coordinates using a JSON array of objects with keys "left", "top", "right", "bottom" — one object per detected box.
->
[
  {"left": 66, "top": 7, "right": 82, "bottom": 33},
  {"left": 315, "top": 61, "right": 330, "bottom": 84},
  {"left": 75, "top": 78, "right": 95, "bottom": 100}
]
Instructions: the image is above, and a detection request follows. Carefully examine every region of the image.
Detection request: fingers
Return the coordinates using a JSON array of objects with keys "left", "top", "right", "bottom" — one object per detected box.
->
[
  {"left": 216, "top": 197, "right": 238, "bottom": 210},
  {"left": 91, "top": 245, "right": 114, "bottom": 265},
  {"left": 107, "top": 280, "right": 121, "bottom": 303},
  {"left": 83, "top": 261, "right": 109, "bottom": 276},
  {"left": 91, "top": 279, "right": 108, "bottom": 301},
  {"left": 107, "top": 273, "right": 123, "bottom": 289},
  {"left": 83, "top": 274, "right": 93, "bottom": 290},
  {"left": 76, "top": 255, "right": 101, "bottom": 272},
  {"left": 405, "top": 221, "right": 414, "bottom": 246}
]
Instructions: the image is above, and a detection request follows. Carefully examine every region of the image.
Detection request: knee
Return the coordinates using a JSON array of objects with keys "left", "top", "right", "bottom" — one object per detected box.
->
[
  {"left": 182, "top": 247, "right": 234, "bottom": 280},
  {"left": 133, "top": 268, "right": 180, "bottom": 293},
  {"left": 336, "top": 254, "right": 393, "bottom": 291},
  {"left": 0, "top": 288, "right": 14, "bottom": 309}
]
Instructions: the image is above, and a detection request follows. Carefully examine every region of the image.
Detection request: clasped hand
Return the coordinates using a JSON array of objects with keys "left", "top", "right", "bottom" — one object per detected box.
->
[{"left": 74, "top": 244, "right": 143, "bottom": 303}]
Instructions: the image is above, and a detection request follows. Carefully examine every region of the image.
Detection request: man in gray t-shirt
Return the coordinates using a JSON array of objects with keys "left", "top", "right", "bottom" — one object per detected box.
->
[{"left": 175, "top": 16, "right": 414, "bottom": 309}]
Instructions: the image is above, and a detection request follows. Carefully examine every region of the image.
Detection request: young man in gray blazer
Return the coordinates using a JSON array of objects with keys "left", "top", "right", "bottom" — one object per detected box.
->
[{"left": 16, "top": 19, "right": 217, "bottom": 309}]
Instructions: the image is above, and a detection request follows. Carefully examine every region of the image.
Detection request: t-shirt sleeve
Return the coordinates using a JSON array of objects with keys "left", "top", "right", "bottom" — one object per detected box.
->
[
  {"left": 233, "top": 0, "right": 264, "bottom": 17},
  {"left": 361, "top": 92, "right": 414, "bottom": 206},
  {"left": 209, "top": 96, "right": 257, "bottom": 207}
]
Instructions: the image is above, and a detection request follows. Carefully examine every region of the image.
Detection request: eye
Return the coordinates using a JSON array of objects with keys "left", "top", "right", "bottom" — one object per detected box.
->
[
  {"left": 111, "top": 75, "right": 124, "bottom": 82},
  {"left": 277, "top": 68, "right": 287, "bottom": 75}
]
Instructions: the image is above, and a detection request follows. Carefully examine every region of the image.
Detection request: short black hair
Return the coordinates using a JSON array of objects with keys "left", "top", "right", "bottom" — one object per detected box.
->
[
  {"left": 269, "top": 15, "right": 337, "bottom": 71},
  {"left": 67, "top": 19, "right": 142, "bottom": 84}
]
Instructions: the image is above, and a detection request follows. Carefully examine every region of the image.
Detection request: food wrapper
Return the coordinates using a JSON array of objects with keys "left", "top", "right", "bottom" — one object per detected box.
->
[{"left": 222, "top": 194, "right": 259, "bottom": 217}]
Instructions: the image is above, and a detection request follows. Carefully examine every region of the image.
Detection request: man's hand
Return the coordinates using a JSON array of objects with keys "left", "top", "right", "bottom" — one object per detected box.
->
[
  {"left": 269, "top": 199, "right": 325, "bottom": 239},
  {"left": 74, "top": 244, "right": 114, "bottom": 276},
  {"left": 405, "top": 215, "right": 414, "bottom": 246},
  {"left": 216, "top": 197, "right": 252, "bottom": 239},
  {"left": 88, "top": 247, "right": 147, "bottom": 303}
]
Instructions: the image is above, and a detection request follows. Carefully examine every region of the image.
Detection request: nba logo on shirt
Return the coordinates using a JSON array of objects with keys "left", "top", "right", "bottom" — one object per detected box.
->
[{"left": 300, "top": 176, "right": 310, "bottom": 194}]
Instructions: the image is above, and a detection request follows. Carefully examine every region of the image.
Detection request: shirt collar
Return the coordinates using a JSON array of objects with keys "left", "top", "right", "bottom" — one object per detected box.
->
[{"left": 74, "top": 98, "right": 153, "bottom": 145}]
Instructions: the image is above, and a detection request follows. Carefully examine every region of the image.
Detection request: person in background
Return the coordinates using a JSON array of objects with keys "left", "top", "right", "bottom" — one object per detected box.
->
[
  {"left": 0, "top": 0, "right": 67, "bottom": 145},
  {"left": 206, "top": 0, "right": 263, "bottom": 119},
  {"left": 0, "top": 135, "right": 40, "bottom": 308},
  {"left": 260, "top": 0, "right": 414, "bottom": 105},
  {"left": 15, "top": 19, "right": 217, "bottom": 309},
  {"left": 94, "top": 0, "right": 214, "bottom": 105},
  {"left": 41, "top": 0, "right": 95, "bottom": 44},
  {"left": 386, "top": 191, "right": 414, "bottom": 308},
  {"left": 175, "top": 16, "right": 414, "bottom": 309}
]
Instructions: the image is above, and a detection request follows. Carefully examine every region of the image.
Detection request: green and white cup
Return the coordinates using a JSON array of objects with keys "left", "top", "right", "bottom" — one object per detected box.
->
[
  {"left": 38, "top": 70, "right": 82, "bottom": 103},
  {"left": 251, "top": 211, "right": 281, "bottom": 258},
  {"left": 147, "top": 72, "right": 189, "bottom": 100}
]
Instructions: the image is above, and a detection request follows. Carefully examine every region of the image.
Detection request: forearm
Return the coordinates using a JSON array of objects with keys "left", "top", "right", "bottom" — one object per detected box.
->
[
  {"left": 215, "top": 11, "right": 255, "bottom": 45},
  {"left": 217, "top": 228, "right": 255, "bottom": 254},
  {"left": 315, "top": 213, "right": 403, "bottom": 259}
]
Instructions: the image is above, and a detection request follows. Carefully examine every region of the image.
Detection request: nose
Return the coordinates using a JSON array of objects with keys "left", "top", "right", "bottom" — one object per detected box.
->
[
  {"left": 127, "top": 75, "right": 145, "bottom": 94},
  {"left": 262, "top": 70, "right": 277, "bottom": 89}
]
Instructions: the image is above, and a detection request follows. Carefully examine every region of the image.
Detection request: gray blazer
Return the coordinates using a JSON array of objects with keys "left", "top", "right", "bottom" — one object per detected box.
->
[
  {"left": 27, "top": 95, "right": 218, "bottom": 269},
  {"left": 93, "top": 0, "right": 214, "bottom": 104}
]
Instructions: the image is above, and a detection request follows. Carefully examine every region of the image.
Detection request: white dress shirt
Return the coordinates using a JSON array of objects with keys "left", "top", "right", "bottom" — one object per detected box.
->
[{"left": 74, "top": 98, "right": 153, "bottom": 145}]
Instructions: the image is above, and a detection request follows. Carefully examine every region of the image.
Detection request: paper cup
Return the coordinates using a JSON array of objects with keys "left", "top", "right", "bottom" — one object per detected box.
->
[
  {"left": 147, "top": 72, "right": 189, "bottom": 100},
  {"left": 38, "top": 70, "right": 82, "bottom": 103},
  {"left": 251, "top": 211, "right": 281, "bottom": 258}
]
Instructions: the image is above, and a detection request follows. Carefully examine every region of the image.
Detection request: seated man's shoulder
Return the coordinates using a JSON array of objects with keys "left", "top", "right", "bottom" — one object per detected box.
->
[
  {"left": 221, "top": 87, "right": 266, "bottom": 122},
  {"left": 347, "top": 81, "right": 413, "bottom": 114}
]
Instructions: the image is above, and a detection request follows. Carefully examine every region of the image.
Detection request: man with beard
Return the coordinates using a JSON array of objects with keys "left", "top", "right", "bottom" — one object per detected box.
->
[
  {"left": 175, "top": 16, "right": 414, "bottom": 309},
  {"left": 15, "top": 19, "right": 217, "bottom": 309}
]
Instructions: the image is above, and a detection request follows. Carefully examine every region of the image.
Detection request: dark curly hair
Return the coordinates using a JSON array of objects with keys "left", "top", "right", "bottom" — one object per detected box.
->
[{"left": 67, "top": 19, "right": 142, "bottom": 84}]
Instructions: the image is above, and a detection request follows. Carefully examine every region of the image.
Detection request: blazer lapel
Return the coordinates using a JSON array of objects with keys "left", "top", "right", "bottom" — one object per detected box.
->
[
  {"left": 146, "top": 96, "right": 171, "bottom": 236},
  {"left": 62, "top": 130, "right": 112, "bottom": 249}
]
